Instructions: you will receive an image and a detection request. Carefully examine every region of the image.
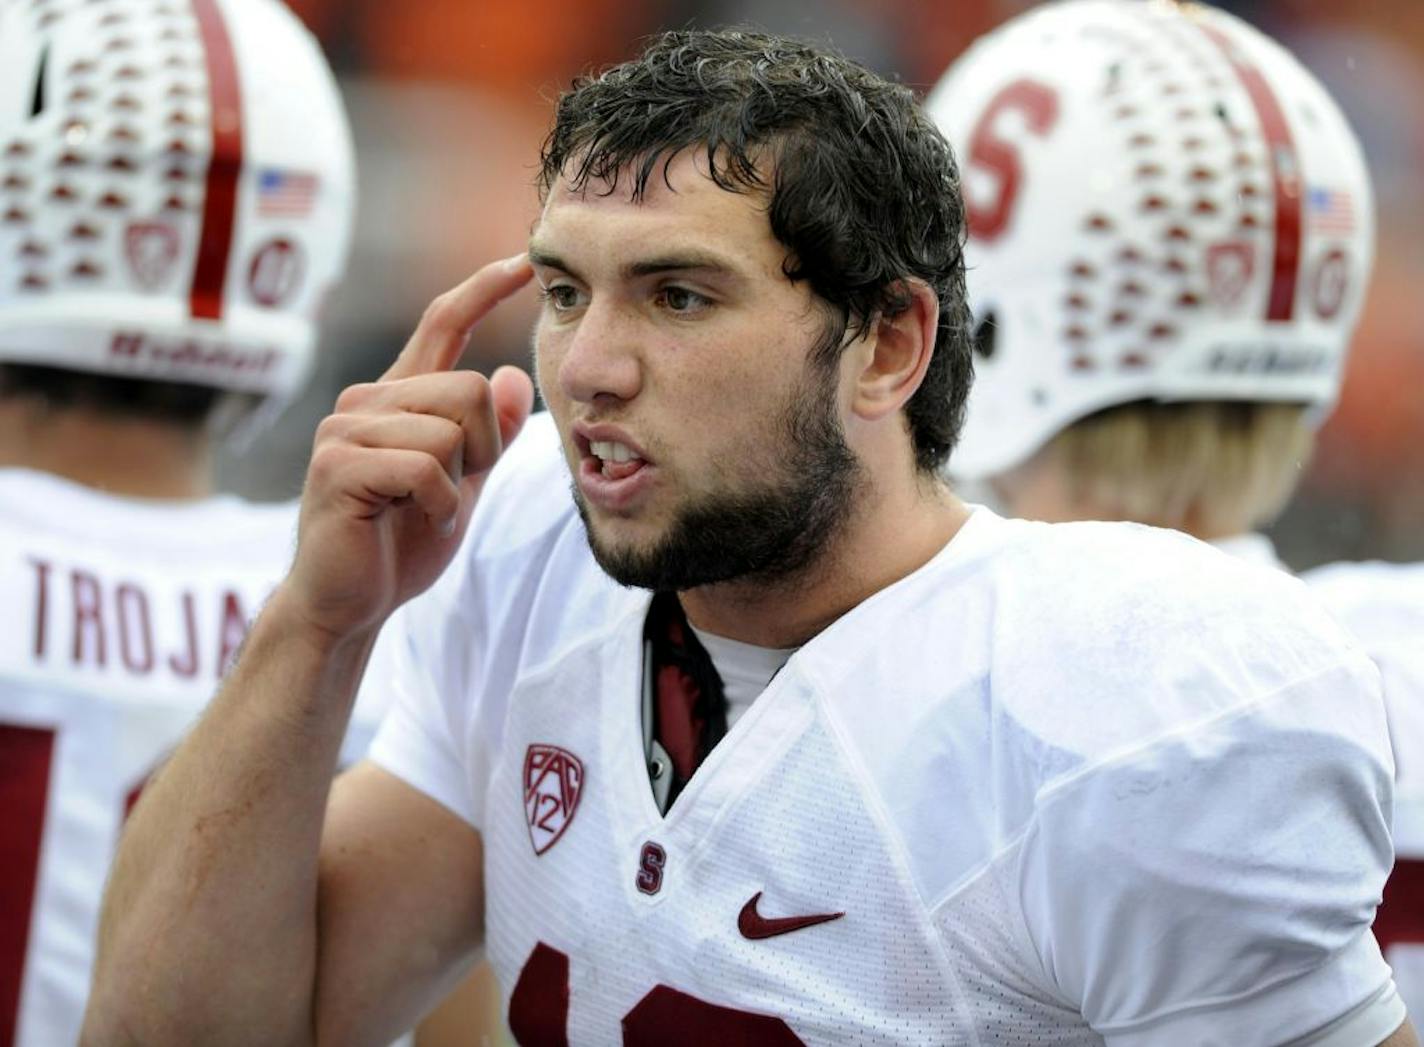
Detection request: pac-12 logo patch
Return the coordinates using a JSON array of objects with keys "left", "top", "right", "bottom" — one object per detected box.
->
[{"left": 524, "top": 745, "right": 584, "bottom": 856}]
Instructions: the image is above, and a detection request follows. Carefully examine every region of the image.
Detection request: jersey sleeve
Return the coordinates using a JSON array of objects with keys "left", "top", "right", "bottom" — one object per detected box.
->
[
  {"left": 1016, "top": 656, "right": 1399, "bottom": 1046},
  {"left": 364, "top": 588, "right": 485, "bottom": 827}
]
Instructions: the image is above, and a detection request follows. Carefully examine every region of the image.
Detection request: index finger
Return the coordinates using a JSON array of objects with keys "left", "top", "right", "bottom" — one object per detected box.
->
[{"left": 381, "top": 253, "right": 535, "bottom": 382}]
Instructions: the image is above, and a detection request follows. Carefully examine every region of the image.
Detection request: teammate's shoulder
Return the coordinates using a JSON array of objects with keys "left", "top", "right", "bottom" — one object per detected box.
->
[
  {"left": 1303, "top": 558, "right": 1424, "bottom": 639},
  {"left": 1013, "top": 511, "right": 1231, "bottom": 564},
  {"left": 0, "top": 466, "right": 298, "bottom": 559},
  {"left": 966, "top": 510, "right": 1303, "bottom": 610},
  {"left": 1304, "top": 558, "right": 1424, "bottom": 604},
  {"left": 867, "top": 507, "right": 1316, "bottom": 633},
  {"left": 923, "top": 510, "right": 1359, "bottom": 704},
  {"left": 183, "top": 494, "right": 299, "bottom": 544}
]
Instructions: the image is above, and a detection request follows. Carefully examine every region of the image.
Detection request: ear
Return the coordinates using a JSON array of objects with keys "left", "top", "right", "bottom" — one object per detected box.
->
[{"left": 847, "top": 278, "right": 939, "bottom": 423}]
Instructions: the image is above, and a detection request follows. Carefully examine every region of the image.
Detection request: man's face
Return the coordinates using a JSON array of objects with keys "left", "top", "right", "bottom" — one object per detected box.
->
[{"left": 531, "top": 152, "right": 863, "bottom": 591}]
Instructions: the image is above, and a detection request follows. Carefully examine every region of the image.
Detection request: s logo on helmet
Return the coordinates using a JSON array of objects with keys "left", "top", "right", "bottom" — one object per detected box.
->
[{"left": 964, "top": 79, "right": 1060, "bottom": 243}]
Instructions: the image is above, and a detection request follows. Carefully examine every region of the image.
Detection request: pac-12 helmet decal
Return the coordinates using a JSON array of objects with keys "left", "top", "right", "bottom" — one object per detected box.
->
[
  {"left": 0, "top": 0, "right": 355, "bottom": 409},
  {"left": 927, "top": 0, "right": 1374, "bottom": 479}
]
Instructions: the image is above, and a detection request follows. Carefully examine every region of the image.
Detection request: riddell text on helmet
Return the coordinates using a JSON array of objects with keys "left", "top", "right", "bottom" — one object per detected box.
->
[
  {"left": 1203, "top": 341, "right": 1332, "bottom": 376},
  {"left": 108, "top": 331, "right": 279, "bottom": 377}
]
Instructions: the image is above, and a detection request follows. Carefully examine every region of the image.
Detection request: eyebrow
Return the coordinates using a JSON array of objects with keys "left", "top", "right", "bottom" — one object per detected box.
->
[{"left": 527, "top": 244, "right": 743, "bottom": 282}]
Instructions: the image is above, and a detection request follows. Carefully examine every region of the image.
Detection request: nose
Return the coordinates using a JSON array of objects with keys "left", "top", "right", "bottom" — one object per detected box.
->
[{"left": 554, "top": 298, "right": 643, "bottom": 406}]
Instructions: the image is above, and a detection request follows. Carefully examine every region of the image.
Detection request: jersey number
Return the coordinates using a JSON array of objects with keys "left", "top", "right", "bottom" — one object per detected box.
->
[
  {"left": 508, "top": 941, "right": 803, "bottom": 1045},
  {"left": 1, "top": 726, "right": 56, "bottom": 1046},
  {"left": 1375, "top": 858, "right": 1424, "bottom": 953},
  {"left": 1, "top": 724, "right": 155, "bottom": 1043},
  {"left": 964, "top": 79, "right": 1060, "bottom": 242}
]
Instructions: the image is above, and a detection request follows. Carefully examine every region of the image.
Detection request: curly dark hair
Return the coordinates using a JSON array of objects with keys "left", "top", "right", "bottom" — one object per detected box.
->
[{"left": 539, "top": 28, "right": 973, "bottom": 473}]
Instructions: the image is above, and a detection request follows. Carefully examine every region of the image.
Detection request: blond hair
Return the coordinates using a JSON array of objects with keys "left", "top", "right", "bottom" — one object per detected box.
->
[{"left": 999, "top": 401, "right": 1315, "bottom": 538}]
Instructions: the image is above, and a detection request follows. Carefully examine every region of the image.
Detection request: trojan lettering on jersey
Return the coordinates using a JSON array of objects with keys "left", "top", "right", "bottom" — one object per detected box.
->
[{"left": 27, "top": 557, "right": 249, "bottom": 678}]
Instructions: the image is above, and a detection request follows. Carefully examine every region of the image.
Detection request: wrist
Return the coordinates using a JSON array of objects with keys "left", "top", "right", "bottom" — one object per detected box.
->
[{"left": 256, "top": 583, "right": 387, "bottom": 671}]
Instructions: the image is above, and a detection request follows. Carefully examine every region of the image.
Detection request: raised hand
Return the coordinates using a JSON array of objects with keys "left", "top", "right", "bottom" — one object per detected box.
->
[{"left": 285, "top": 253, "right": 536, "bottom": 641}]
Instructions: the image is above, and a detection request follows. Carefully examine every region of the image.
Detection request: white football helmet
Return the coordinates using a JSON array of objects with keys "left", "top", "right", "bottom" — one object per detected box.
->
[
  {"left": 0, "top": 0, "right": 354, "bottom": 414},
  {"left": 927, "top": 0, "right": 1375, "bottom": 480}
]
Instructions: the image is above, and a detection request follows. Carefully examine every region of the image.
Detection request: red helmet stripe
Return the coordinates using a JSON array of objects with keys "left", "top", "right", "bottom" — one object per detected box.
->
[
  {"left": 1198, "top": 22, "right": 1302, "bottom": 322},
  {"left": 189, "top": 0, "right": 242, "bottom": 320}
]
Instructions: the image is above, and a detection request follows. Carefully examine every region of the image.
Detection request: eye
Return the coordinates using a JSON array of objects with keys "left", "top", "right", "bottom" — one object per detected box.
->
[
  {"left": 538, "top": 283, "right": 583, "bottom": 312},
  {"left": 656, "top": 285, "right": 712, "bottom": 314}
]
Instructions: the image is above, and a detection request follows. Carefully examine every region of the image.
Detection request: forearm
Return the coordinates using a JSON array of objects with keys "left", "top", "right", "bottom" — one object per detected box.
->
[
  {"left": 84, "top": 587, "right": 379, "bottom": 1046},
  {"left": 81, "top": 258, "right": 534, "bottom": 1045}
]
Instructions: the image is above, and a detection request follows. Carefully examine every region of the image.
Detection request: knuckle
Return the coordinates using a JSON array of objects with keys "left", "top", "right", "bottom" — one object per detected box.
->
[
  {"left": 416, "top": 453, "right": 450, "bottom": 488},
  {"left": 448, "top": 368, "right": 490, "bottom": 406},
  {"left": 313, "top": 413, "right": 349, "bottom": 445},
  {"left": 334, "top": 382, "right": 374, "bottom": 413},
  {"left": 421, "top": 293, "right": 458, "bottom": 331},
  {"left": 306, "top": 443, "right": 348, "bottom": 487},
  {"left": 434, "top": 420, "right": 465, "bottom": 461}
]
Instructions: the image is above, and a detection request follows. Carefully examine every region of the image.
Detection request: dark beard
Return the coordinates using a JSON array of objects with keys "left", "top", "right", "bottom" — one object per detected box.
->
[{"left": 575, "top": 361, "right": 862, "bottom": 592}]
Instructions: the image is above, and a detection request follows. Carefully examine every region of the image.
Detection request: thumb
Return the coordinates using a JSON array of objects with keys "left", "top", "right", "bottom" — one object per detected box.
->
[{"left": 490, "top": 365, "right": 536, "bottom": 449}]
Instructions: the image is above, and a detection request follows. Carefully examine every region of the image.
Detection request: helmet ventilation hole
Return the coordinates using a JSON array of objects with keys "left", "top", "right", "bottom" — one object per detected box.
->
[
  {"left": 973, "top": 310, "right": 998, "bottom": 360},
  {"left": 30, "top": 45, "right": 49, "bottom": 118}
]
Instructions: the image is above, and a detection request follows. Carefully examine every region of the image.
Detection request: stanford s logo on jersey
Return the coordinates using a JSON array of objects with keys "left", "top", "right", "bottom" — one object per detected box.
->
[
  {"left": 635, "top": 841, "right": 666, "bottom": 896},
  {"left": 523, "top": 745, "right": 584, "bottom": 856}
]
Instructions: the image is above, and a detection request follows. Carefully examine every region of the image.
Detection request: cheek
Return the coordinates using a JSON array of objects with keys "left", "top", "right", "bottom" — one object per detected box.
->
[
  {"left": 532, "top": 328, "right": 566, "bottom": 404},
  {"left": 681, "top": 366, "right": 790, "bottom": 460}
]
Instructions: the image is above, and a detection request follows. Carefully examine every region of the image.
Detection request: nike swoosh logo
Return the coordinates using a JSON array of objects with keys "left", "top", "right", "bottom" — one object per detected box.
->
[{"left": 737, "top": 891, "right": 844, "bottom": 940}]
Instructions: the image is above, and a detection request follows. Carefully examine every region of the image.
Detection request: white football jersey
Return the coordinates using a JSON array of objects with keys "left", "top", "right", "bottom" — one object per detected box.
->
[
  {"left": 0, "top": 468, "right": 389, "bottom": 1047},
  {"left": 368, "top": 414, "right": 1401, "bottom": 1046},
  {"left": 1303, "top": 560, "right": 1424, "bottom": 857},
  {"left": 1304, "top": 559, "right": 1424, "bottom": 1024}
]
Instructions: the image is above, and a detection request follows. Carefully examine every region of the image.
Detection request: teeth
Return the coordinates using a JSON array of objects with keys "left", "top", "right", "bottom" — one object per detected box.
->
[{"left": 590, "top": 440, "right": 639, "bottom": 464}]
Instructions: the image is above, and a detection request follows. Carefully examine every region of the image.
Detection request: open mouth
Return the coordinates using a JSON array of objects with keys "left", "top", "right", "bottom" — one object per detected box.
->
[
  {"left": 587, "top": 439, "right": 647, "bottom": 480},
  {"left": 571, "top": 427, "right": 656, "bottom": 510}
]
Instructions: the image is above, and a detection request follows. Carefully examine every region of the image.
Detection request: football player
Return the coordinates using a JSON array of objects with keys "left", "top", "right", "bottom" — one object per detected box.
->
[
  {"left": 926, "top": 0, "right": 1424, "bottom": 1026},
  {"left": 0, "top": 2, "right": 372, "bottom": 1044},
  {"left": 86, "top": 26, "right": 1414, "bottom": 1046}
]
